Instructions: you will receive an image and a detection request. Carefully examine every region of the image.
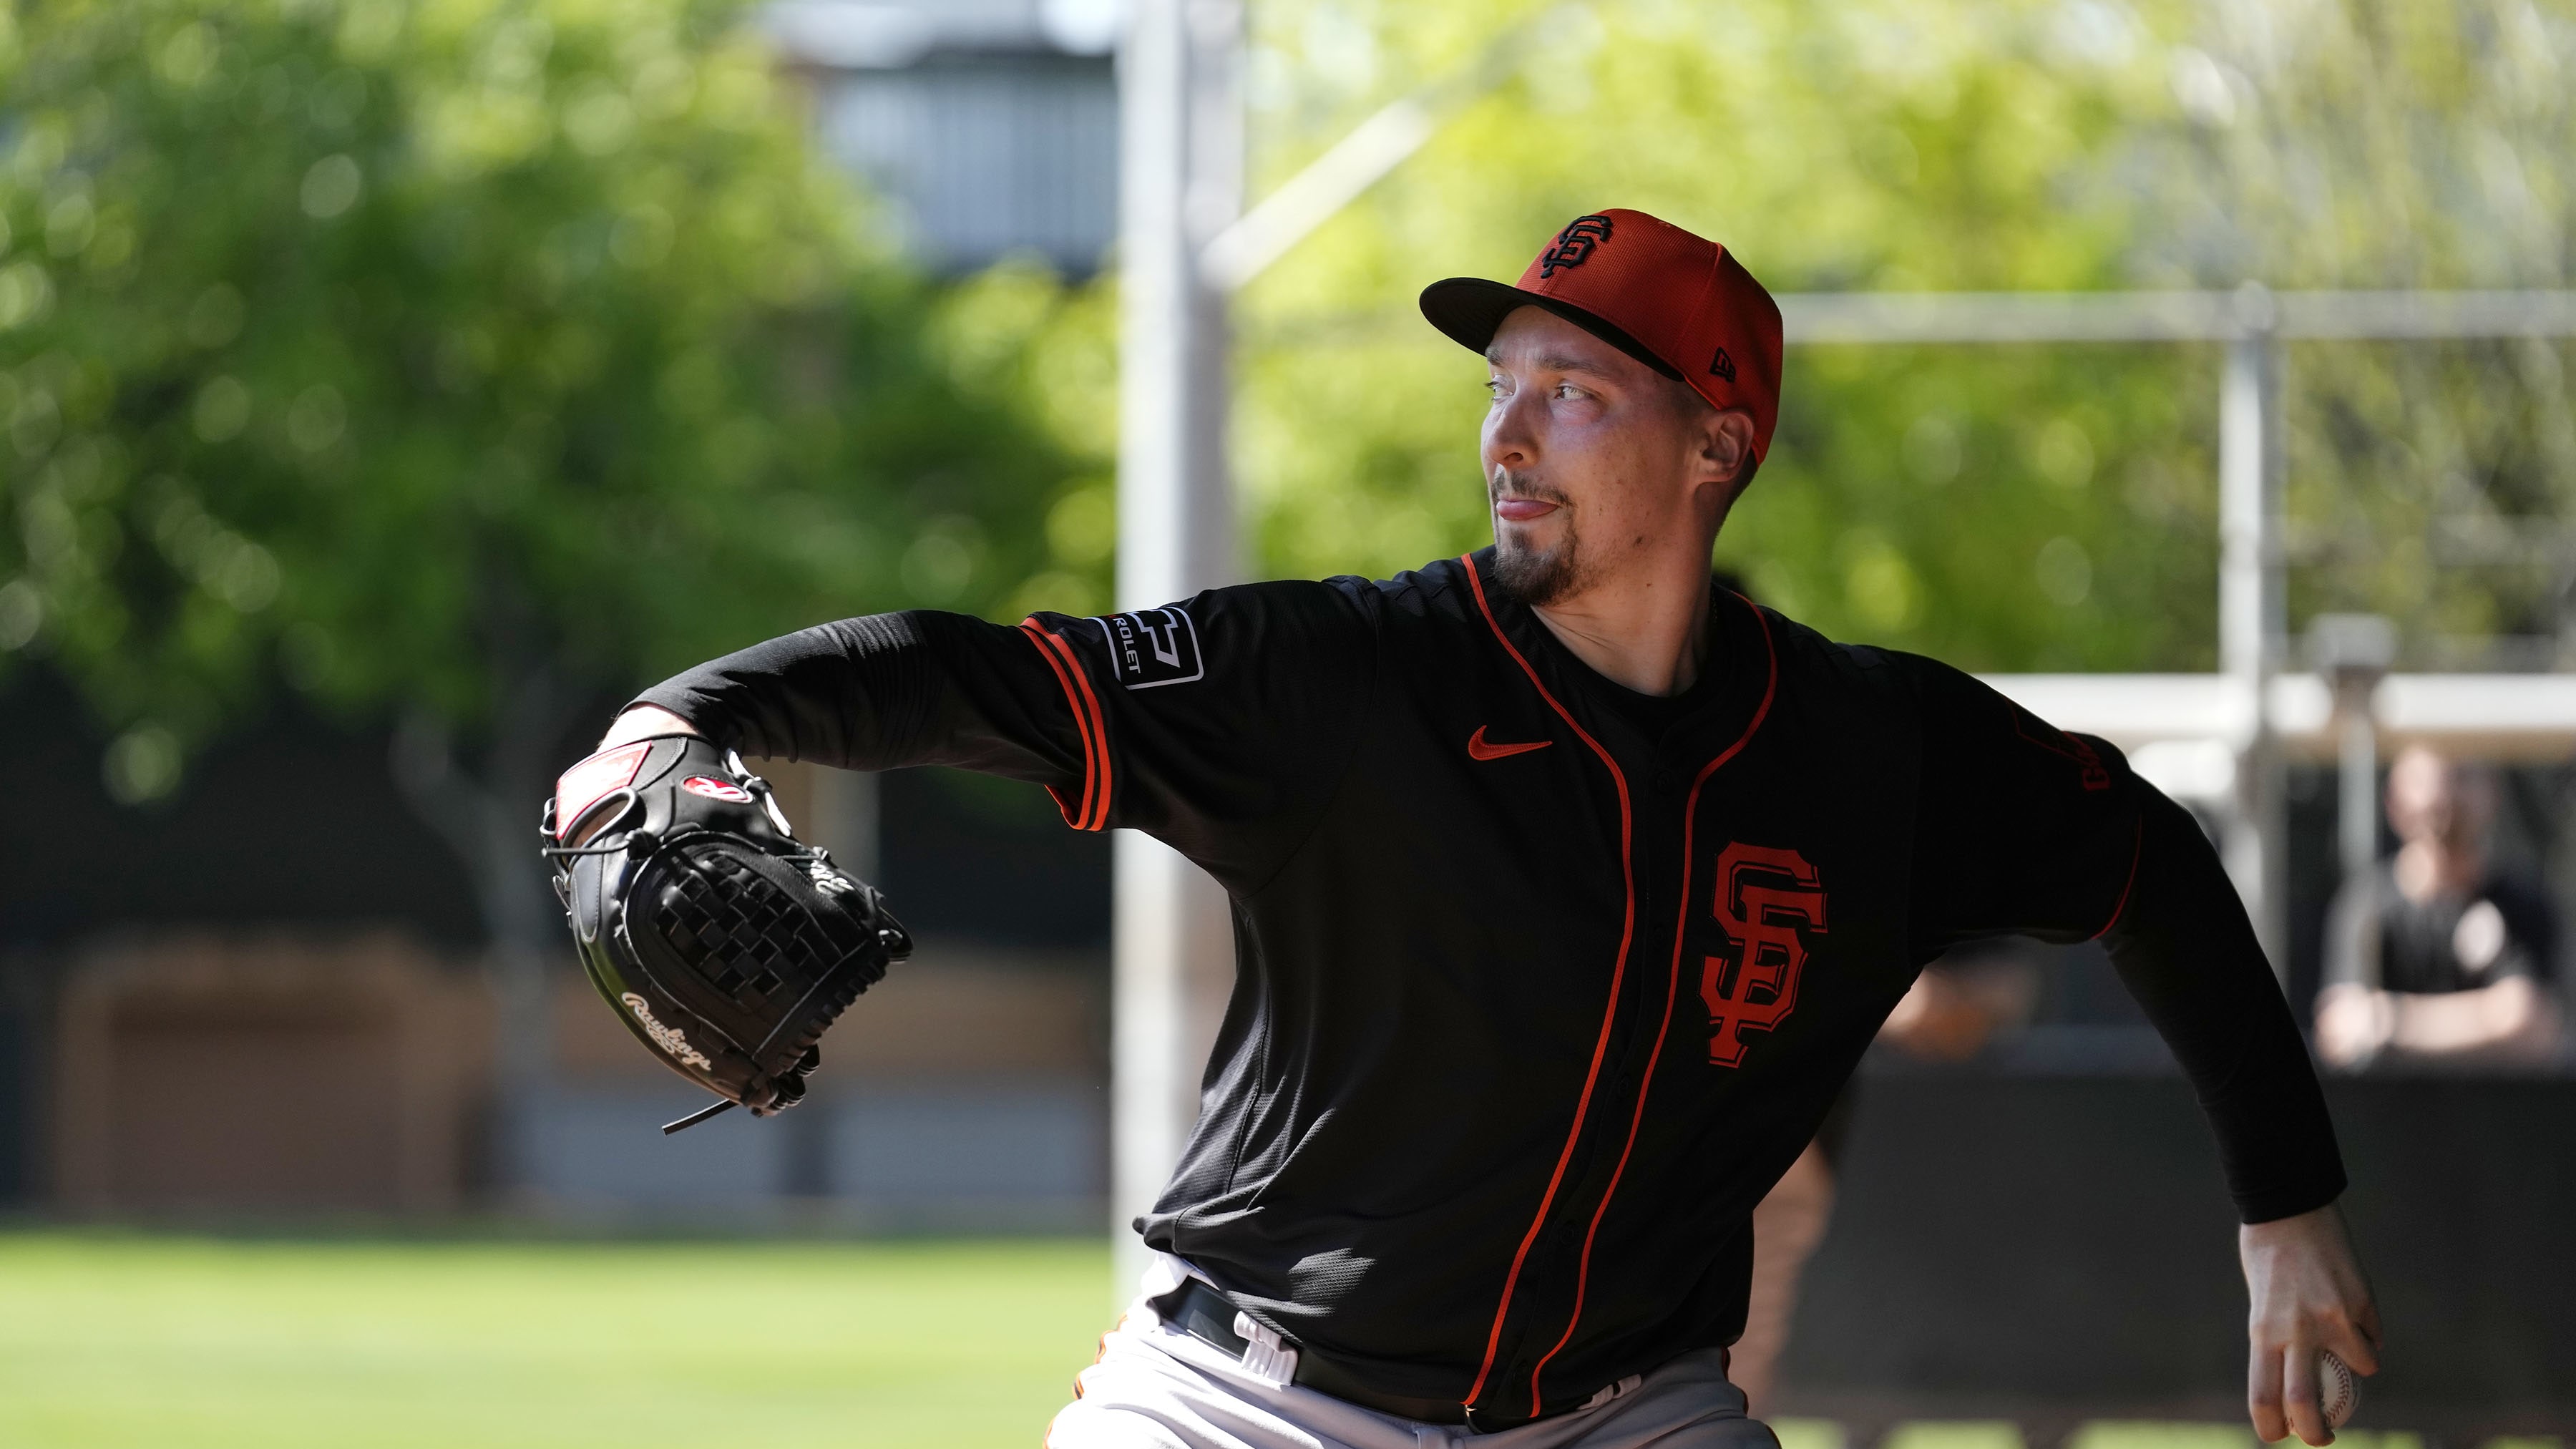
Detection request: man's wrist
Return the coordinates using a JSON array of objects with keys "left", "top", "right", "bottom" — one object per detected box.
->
[
  {"left": 2234, "top": 1159, "right": 2350, "bottom": 1226},
  {"left": 597, "top": 703, "right": 703, "bottom": 752}
]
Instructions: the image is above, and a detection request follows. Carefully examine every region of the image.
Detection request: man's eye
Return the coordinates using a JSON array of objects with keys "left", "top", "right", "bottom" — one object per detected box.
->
[
  {"left": 1485, "top": 379, "right": 1506, "bottom": 399},
  {"left": 1556, "top": 382, "right": 1584, "bottom": 400}
]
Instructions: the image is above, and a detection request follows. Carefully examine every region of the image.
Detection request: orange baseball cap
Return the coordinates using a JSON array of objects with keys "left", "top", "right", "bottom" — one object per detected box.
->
[{"left": 1420, "top": 209, "right": 1785, "bottom": 462}]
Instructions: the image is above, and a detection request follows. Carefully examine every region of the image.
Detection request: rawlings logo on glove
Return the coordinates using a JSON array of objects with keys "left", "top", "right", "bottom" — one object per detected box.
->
[{"left": 620, "top": 992, "right": 714, "bottom": 1071}]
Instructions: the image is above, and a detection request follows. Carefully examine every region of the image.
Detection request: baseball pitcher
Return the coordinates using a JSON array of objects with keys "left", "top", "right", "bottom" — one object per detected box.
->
[{"left": 558, "top": 209, "right": 2377, "bottom": 1446}]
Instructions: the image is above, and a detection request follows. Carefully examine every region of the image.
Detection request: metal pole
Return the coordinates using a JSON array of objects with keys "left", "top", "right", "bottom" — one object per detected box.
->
[
  {"left": 2309, "top": 613, "right": 2396, "bottom": 894},
  {"left": 2338, "top": 708, "right": 2377, "bottom": 884},
  {"left": 2218, "top": 285, "right": 2288, "bottom": 976},
  {"left": 1112, "top": 0, "right": 1241, "bottom": 1299}
]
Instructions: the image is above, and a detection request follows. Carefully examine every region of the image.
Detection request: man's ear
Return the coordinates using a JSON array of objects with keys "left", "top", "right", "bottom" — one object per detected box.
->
[{"left": 1695, "top": 407, "right": 1760, "bottom": 491}]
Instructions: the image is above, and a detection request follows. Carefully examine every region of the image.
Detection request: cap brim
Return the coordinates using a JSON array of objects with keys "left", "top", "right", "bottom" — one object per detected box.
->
[{"left": 1418, "top": 278, "right": 1682, "bottom": 381}]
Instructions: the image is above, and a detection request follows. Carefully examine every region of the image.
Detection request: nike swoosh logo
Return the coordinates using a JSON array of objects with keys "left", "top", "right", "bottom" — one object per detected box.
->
[{"left": 1468, "top": 726, "right": 1554, "bottom": 761}]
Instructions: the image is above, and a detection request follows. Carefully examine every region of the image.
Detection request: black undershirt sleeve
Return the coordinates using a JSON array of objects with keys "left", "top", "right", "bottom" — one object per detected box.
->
[{"left": 1900, "top": 653, "right": 2346, "bottom": 1224}]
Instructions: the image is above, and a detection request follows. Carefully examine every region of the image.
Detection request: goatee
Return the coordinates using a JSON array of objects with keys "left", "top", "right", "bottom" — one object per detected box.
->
[{"left": 1491, "top": 472, "right": 1586, "bottom": 606}]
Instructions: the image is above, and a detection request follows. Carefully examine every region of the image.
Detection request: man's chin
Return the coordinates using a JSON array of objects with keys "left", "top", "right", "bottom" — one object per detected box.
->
[{"left": 1492, "top": 537, "right": 1584, "bottom": 608}]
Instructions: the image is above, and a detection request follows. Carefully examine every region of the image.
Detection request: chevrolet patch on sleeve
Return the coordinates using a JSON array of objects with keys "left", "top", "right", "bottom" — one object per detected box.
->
[{"left": 1095, "top": 607, "right": 1204, "bottom": 689}]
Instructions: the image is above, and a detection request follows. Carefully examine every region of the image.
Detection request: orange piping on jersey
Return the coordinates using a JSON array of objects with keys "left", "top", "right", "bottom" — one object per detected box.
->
[
  {"left": 1458, "top": 554, "right": 1639, "bottom": 1417},
  {"left": 2090, "top": 814, "right": 2145, "bottom": 940},
  {"left": 1523, "top": 590, "right": 1780, "bottom": 1417},
  {"left": 1042, "top": 626, "right": 1115, "bottom": 831},
  {"left": 1019, "top": 621, "right": 1106, "bottom": 831}
]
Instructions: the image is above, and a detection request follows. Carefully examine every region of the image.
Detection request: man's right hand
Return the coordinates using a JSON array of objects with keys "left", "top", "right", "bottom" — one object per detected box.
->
[
  {"left": 2243, "top": 1202, "right": 2379, "bottom": 1445},
  {"left": 597, "top": 703, "right": 701, "bottom": 752}
]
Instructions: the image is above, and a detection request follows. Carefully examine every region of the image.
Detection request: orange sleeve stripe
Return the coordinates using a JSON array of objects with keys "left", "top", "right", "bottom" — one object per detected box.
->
[
  {"left": 1044, "top": 628, "right": 1115, "bottom": 831},
  {"left": 1019, "top": 621, "right": 1100, "bottom": 831},
  {"left": 1020, "top": 620, "right": 1113, "bottom": 831}
]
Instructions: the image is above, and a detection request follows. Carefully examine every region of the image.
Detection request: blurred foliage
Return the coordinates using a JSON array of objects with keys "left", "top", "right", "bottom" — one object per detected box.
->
[
  {"left": 1225, "top": 0, "right": 2576, "bottom": 671},
  {"left": 0, "top": 0, "right": 1093, "bottom": 796},
  {"left": 931, "top": 259, "right": 1121, "bottom": 625},
  {"left": 2126, "top": 1, "right": 2576, "bottom": 661},
  {"left": 8, "top": 0, "right": 2571, "bottom": 802}
]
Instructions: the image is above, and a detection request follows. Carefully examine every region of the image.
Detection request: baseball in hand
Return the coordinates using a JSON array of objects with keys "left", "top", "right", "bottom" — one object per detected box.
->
[{"left": 2319, "top": 1347, "right": 2356, "bottom": 1428}]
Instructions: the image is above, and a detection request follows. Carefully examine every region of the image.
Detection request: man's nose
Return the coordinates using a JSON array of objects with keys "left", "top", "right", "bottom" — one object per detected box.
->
[{"left": 1483, "top": 389, "right": 1538, "bottom": 471}]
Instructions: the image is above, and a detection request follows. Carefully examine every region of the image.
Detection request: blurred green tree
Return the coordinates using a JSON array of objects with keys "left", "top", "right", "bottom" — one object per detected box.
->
[
  {"left": 0, "top": 0, "right": 1089, "bottom": 1161},
  {"left": 1228, "top": 0, "right": 2219, "bottom": 670},
  {"left": 1221, "top": 0, "right": 2575, "bottom": 671},
  {"left": 1, "top": 0, "right": 1080, "bottom": 768},
  {"left": 2125, "top": 0, "right": 2576, "bottom": 663}
]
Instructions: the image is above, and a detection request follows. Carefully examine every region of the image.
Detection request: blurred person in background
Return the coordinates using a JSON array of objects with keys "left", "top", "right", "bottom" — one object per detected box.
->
[
  {"left": 1729, "top": 949, "right": 2039, "bottom": 1411},
  {"left": 2317, "top": 745, "right": 2564, "bottom": 1069}
]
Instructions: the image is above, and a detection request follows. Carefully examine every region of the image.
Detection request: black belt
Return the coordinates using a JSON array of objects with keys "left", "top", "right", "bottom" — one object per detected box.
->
[{"left": 1148, "top": 1278, "right": 1562, "bottom": 1434}]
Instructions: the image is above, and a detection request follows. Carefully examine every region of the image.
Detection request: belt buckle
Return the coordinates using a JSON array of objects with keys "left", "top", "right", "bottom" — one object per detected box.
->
[
  {"left": 1156, "top": 1279, "right": 1302, "bottom": 1388},
  {"left": 1231, "top": 1310, "right": 1300, "bottom": 1385}
]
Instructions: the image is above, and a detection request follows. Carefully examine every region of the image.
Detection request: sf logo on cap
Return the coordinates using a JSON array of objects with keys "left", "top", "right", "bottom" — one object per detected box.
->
[{"left": 1538, "top": 214, "right": 1614, "bottom": 277}]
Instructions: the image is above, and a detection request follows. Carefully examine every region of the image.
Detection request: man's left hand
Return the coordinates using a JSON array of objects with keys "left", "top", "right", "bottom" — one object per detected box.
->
[{"left": 2242, "top": 1201, "right": 2379, "bottom": 1445}]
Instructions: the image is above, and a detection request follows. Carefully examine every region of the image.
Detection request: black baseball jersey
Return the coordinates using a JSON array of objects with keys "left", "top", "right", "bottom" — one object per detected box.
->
[{"left": 636, "top": 549, "right": 2344, "bottom": 1420}]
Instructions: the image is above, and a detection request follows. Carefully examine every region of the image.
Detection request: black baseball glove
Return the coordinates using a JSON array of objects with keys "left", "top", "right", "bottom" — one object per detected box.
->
[{"left": 541, "top": 733, "right": 911, "bottom": 1133}]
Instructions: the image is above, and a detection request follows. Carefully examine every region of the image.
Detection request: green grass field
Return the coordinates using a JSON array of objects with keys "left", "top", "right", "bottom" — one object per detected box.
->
[
  {"left": 0, "top": 1232, "right": 2548, "bottom": 1449},
  {"left": 0, "top": 1231, "right": 1113, "bottom": 1449}
]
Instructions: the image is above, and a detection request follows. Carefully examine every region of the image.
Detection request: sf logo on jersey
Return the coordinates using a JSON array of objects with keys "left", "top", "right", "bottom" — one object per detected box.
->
[{"left": 1699, "top": 843, "right": 1828, "bottom": 1067}]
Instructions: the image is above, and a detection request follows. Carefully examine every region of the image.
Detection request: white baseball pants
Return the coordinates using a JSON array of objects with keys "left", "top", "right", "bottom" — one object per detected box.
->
[{"left": 1045, "top": 1257, "right": 1780, "bottom": 1449}]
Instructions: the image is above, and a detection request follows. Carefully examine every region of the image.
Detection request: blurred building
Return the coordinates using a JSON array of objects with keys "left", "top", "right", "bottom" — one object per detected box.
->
[
  {"left": 764, "top": 0, "right": 1121, "bottom": 273},
  {"left": 0, "top": 0, "right": 1130, "bottom": 1228},
  {"left": 0, "top": 668, "right": 1112, "bottom": 1226}
]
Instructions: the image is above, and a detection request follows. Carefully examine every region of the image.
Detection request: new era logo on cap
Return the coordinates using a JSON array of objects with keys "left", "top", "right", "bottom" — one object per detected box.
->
[{"left": 1416, "top": 208, "right": 1786, "bottom": 463}]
